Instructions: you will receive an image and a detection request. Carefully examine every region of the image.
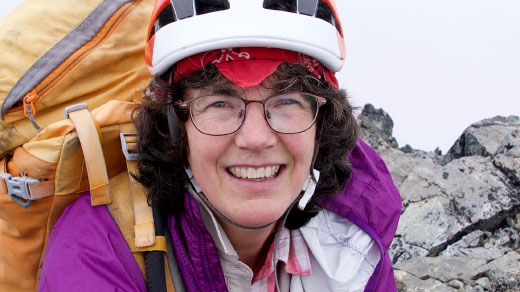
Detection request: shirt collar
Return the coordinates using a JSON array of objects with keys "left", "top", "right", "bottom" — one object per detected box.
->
[
  {"left": 187, "top": 185, "right": 312, "bottom": 283},
  {"left": 253, "top": 227, "right": 312, "bottom": 283}
]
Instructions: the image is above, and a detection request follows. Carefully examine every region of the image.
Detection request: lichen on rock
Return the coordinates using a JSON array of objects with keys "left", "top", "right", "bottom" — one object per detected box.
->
[{"left": 358, "top": 104, "right": 520, "bottom": 292}]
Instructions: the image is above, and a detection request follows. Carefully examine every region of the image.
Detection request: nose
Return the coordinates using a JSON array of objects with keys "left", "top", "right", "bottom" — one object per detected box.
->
[{"left": 234, "top": 102, "right": 277, "bottom": 151}]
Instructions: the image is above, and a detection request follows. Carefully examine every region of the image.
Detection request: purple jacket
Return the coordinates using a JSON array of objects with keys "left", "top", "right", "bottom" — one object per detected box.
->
[{"left": 38, "top": 140, "right": 402, "bottom": 291}]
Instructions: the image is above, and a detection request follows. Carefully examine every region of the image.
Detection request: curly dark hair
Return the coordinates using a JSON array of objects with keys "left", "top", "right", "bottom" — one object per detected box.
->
[{"left": 134, "top": 62, "right": 358, "bottom": 229}]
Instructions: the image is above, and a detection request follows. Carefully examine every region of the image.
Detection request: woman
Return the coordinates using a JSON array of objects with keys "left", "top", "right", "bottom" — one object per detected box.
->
[{"left": 39, "top": 0, "right": 401, "bottom": 291}]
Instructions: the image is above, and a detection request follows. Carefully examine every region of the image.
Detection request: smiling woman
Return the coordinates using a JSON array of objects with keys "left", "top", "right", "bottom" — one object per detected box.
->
[
  {"left": 136, "top": 59, "right": 357, "bottom": 228},
  {"left": 37, "top": 1, "right": 402, "bottom": 291}
]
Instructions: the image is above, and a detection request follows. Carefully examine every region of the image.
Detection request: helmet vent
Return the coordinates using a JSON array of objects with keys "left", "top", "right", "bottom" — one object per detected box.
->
[
  {"left": 195, "top": 0, "right": 230, "bottom": 15},
  {"left": 263, "top": 0, "right": 342, "bottom": 36},
  {"left": 149, "top": 5, "right": 176, "bottom": 40},
  {"left": 149, "top": 0, "right": 231, "bottom": 40},
  {"left": 171, "top": 0, "right": 195, "bottom": 20},
  {"left": 316, "top": 0, "right": 342, "bottom": 36},
  {"left": 297, "top": 0, "right": 319, "bottom": 16},
  {"left": 263, "top": 0, "right": 297, "bottom": 12}
]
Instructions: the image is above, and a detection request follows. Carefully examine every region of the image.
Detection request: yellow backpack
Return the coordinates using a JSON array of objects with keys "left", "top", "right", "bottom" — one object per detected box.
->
[
  {"left": 0, "top": 0, "right": 176, "bottom": 291},
  {"left": 0, "top": 0, "right": 152, "bottom": 153}
]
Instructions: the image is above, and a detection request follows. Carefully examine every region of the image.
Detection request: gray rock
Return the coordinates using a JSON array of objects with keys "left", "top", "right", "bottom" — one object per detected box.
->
[
  {"left": 489, "top": 269, "right": 520, "bottom": 291},
  {"left": 358, "top": 104, "right": 399, "bottom": 149},
  {"left": 489, "top": 228, "right": 515, "bottom": 247},
  {"left": 395, "top": 269, "right": 457, "bottom": 292},
  {"left": 442, "top": 115, "right": 520, "bottom": 164},
  {"left": 390, "top": 236, "right": 429, "bottom": 263},
  {"left": 440, "top": 157, "right": 517, "bottom": 230},
  {"left": 440, "top": 230, "right": 509, "bottom": 261},
  {"left": 487, "top": 251, "right": 520, "bottom": 274},
  {"left": 376, "top": 147, "right": 421, "bottom": 188},
  {"left": 452, "top": 230, "right": 485, "bottom": 248},
  {"left": 475, "top": 277, "right": 491, "bottom": 290},
  {"left": 358, "top": 106, "right": 520, "bottom": 290},
  {"left": 493, "top": 145, "right": 520, "bottom": 187},
  {"left": 392, "top": 155, "right": 518, "bottom": 261},
  {"left": 400, "top": 144, "right": 414, "bottom": 154},
  {"left": 447, "top": 279, "right": 464, "bottom": 289},
  {"left": 441, "top": 245, "right": 507, "bottom": 262},
  {"left": 394, "top": 256, "right": 488, "bottom": 285},
  {"left": 358, "top": 103, "right": 394, "bottom": 137}
]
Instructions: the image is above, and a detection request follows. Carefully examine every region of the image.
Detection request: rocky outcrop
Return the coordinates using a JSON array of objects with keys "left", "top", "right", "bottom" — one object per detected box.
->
[{"left": 358, "top": 104, "right": 520, "bottom": 292}]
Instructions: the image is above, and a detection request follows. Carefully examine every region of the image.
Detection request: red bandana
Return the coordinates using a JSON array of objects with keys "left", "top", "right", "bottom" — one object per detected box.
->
[{"left": 173, "top": 47, "right": 338, "bottom": 88}]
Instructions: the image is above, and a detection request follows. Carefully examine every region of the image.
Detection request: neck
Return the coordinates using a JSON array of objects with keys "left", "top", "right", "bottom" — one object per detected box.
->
[{"left": 218, "top": 218, "right": 278, "bottom": 275}]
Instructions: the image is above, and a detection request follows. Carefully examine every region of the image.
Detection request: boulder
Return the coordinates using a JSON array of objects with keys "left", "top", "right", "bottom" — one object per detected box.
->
[
  {"left": 358, "top": 103, "right": 399, "bottom": 149},
  {"left": 395, "top": 269, "right": 457, "bottom": 292},
  {"left": 394, "top": 256, "right": 488, "bottom": 285},
  {"left": 442, "top": 115, "right": 520, "bottom": 163},
  {"left": 358, "top": 104, "right": 520, "bottom": 291}
]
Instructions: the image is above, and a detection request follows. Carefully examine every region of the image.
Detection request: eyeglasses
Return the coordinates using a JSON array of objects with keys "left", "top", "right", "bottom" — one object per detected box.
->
[{"left": 176, "top": 92, "right": 327, "bottom": 136}]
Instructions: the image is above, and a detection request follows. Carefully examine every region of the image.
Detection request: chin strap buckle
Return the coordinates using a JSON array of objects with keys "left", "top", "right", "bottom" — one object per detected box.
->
[
  {"left": 298, "top": 169, "right": 320, "bottom": 210},
  {"left": 185, "top": 167, "right": 202, "bottom": 193}
]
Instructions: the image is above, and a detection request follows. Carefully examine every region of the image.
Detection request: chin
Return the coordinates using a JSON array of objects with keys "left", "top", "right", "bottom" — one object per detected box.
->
[{"left": 227, "top": 207, "right": 287, "bottom": 229}]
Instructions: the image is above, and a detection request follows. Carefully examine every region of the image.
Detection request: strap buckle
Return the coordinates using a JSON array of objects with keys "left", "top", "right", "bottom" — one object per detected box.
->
[
  {"left": 64, "top": 103, "right": 88, "bottom": 119},
  {"left": 0, "top": 173, "right": 39, "bottom": 208},
  {"left": 120, "top": 133, "right": 139, "bottom": 161}
]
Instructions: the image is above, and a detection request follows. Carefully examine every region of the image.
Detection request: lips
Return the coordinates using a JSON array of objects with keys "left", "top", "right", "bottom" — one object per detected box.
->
[{"left": 227, "top": 165, "right": 281, "bottom": 180}]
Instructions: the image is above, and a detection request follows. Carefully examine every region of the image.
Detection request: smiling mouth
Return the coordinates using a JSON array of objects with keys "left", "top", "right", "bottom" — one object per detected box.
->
[{"left": 227, "top": 165, "right": 281, "bottom": 180}]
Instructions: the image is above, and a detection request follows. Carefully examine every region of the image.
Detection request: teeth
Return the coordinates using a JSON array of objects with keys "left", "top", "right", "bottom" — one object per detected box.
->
[
  {"left": 256, "top": 167, "right": 264, "bottom": 178},
  {"left": 229, "top": 166, "right": 281, "bottom": 179},
  {"left": 265, "top": 167, "right": 272, "bottom": 177},
  {"left": 247, "top": 168, "right": 256, "bottom": 179}
]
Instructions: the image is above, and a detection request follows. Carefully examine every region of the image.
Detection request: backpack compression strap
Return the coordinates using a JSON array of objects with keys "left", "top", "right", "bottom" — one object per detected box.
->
[{"left": 64, "top": 104, "right": 111, "bottom": 206}]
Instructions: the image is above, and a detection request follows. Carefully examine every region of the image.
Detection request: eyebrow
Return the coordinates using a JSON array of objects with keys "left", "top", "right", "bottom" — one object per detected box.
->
[
  {"left": 273, "top": 77, "right": 304, "bottom": 94},
  {"left": 196, "top": 75, "right": 303, "bottom": 98},
  {"left": 208, "top": 87, "right": 244, "bottom": 97},
  {"left": 197, "top": 79, "right": 245, "bottom": 97}
]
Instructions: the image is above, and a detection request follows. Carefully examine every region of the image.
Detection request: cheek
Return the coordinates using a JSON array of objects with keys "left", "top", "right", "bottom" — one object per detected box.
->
[
  {"left": 186, "top": 123, "right": 209, "bottom": 172},
  {"left": 283, "top": 128, "right": 316, "bottom": 168},
  {"left": 187, "top": 125, "right": 211, "bottom": 163},
  {"left": 300, "top": 127, "right": 317, "bottom": 158},
  {"left": 186, "top": 122, "right": 228, "bottom": 174}
]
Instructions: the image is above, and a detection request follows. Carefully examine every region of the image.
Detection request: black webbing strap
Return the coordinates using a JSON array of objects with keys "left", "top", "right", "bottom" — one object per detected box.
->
[{"left": 145, "top": 208, "right": 167, "bottom": 292}]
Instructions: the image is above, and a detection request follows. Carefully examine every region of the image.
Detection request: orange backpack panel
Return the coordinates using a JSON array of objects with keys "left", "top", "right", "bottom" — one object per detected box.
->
[
  {"left": 0, "top": 0, "right": 153, "bottom": 154},
  {"left": 0, "top": 0, "right": 162, "bottom": 291}
]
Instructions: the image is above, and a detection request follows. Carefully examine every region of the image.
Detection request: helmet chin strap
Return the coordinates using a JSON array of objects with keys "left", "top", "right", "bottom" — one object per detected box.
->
[
  {"left": 185, "top": 166, "right": 319, "bottom": 292},
  {"left": 298, "top": 169, "right": 320, "bottom": 210},
  {"left": 185, "top": 167, "right": 277, "bottom": 230},
  {"left": 184, "top": 167, "right": 320, "bottom": 229},
  {"left": 297, "top": 128, "right": 323, "bottom": 211}
]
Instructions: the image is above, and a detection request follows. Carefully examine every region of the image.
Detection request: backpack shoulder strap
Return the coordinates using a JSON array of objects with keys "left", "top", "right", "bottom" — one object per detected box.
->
[{"left": 105, "top": 122, "right": 176, "bottom": 292}]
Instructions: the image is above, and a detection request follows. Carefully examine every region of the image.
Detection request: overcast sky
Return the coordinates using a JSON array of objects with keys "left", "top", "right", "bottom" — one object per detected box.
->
[
  {"left": 335, "top": 1, "right": 520, "bottom": 152},
  {"left": 2, "top": 1, "right": 519, "bottom": 152}
]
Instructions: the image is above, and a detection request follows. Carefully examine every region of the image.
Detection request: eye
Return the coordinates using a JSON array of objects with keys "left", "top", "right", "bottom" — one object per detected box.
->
[
  {"left": 270, "top": 94, "right": 305, "bottom": 108},
  {"left": 208, "top": 100, "right": 229, "bottom": 108},
  {"left": 278, "top": 98, "right": 299, "bottom": 105},
  {"left": 194, "top": 95, "right": 242, "bottom": 112}
]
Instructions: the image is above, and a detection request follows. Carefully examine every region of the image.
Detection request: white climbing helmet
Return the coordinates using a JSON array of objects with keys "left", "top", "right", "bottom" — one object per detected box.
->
[{"left": 145, "top": 0, "right": 346, "bottom": 76}]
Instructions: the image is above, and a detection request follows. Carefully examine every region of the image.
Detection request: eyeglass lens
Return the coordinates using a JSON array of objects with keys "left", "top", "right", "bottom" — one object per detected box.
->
[{"left": 189, "top": 93, "right": 320, "bottom": 135}]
